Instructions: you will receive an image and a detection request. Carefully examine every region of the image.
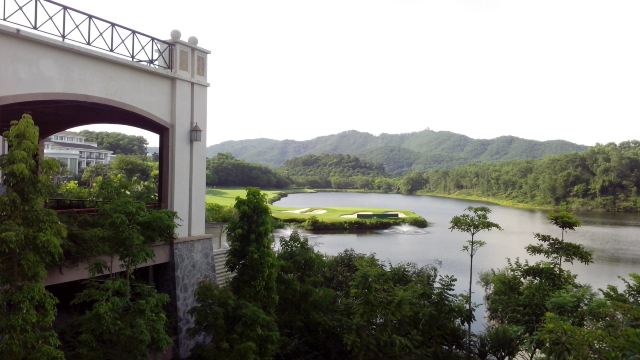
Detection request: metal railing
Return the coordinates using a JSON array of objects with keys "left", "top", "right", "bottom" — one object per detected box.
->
[
  {"left": 47, "top": 198, "right": 160, "bottom": 214},
  {"left": 2, "top": 0, "right": 173, "bottom": 69}
]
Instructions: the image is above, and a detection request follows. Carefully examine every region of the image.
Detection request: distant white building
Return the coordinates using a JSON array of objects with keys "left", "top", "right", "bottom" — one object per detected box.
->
[{"left": 44, "top": 131, "right": 114, "bottom": 175}]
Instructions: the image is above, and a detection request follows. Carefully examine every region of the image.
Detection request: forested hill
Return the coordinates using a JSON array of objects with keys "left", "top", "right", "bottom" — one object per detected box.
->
[
  {"left": 207, "top": 129, "right": 587, "bottom": 174},
  {"left": 415, "top": 141, "right": 640, "bottom": 212}
]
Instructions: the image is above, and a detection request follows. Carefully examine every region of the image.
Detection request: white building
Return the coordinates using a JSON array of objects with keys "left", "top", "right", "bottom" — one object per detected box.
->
[{"left": 43, "top": 131, "right": 113, "bottom": 175}]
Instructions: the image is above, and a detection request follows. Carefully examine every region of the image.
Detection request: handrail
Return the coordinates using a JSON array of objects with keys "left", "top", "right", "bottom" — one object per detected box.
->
[{"left": 1, "top": 0, "right": 173, "bottom": 69}]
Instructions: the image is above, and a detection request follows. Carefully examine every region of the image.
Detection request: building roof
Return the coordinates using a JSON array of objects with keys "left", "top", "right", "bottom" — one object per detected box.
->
[
  {"left": 46, "top": 141, "right": 112, "bottom": 152},
  {"left": 52, "top": 130, "right": 82, "bottom": 136}
]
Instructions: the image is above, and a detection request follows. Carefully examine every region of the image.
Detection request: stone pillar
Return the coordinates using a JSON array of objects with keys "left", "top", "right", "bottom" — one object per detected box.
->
[
  {"left": 165, "top": 30, "right": 212, "bottom": 358},
  {"left": 172, "top": 236, "right": 216, "bottom": 358}
]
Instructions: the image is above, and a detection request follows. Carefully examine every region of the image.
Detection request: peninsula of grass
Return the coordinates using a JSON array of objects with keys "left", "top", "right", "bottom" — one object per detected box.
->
[{"left": 206, "top": 188, "right": 428, "bottom": 232}]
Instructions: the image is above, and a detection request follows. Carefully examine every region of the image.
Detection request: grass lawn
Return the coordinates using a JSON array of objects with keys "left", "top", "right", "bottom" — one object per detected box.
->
[
  {"left": 205, "top": 188, "right": 285, "bottom": 207},
  {"left": 206, "top": 188, "right": 424, "bottom": 224}
]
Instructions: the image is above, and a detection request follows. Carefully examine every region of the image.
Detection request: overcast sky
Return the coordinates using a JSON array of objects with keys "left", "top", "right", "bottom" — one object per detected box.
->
[{"left": 63, "top": 0, "right": 640, "bottom": 147}]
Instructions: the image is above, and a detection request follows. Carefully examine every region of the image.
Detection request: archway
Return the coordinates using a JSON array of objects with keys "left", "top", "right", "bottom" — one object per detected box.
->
[{"left": 0, "top": 96, "right": 171, "bottom": 208}]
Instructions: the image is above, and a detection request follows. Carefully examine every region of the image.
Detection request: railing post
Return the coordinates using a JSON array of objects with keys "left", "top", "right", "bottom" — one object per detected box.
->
[
  {"left": 33, "top": 0, "right": 37, "bottom": 29},
  {"left": 62, "top": 7, "right": 65, "bottom": 41}
]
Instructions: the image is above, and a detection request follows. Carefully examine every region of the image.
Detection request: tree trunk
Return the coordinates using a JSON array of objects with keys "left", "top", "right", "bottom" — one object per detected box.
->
[{"left": 467, "top": 238, "right": 474, "bottom": 358}]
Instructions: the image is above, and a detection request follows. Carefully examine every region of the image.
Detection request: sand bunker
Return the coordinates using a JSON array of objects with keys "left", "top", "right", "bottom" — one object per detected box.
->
[
  {"left": 307, "top": 209, "right": 327, "bottom": 214},
  {"left": 283, "top": 208, "right": 310, "bottom": 214},
  {"left": 282, "top": 208, "right": 327, "bottom": 215}
]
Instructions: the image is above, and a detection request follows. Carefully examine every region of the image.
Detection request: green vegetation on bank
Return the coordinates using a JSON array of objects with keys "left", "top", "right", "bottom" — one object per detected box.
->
[
  {"left": 205, "top": 188, "right": 428, "bottom": 230},
  {"left": 412, "top": 141, "right": 640, "bottom": 212}
]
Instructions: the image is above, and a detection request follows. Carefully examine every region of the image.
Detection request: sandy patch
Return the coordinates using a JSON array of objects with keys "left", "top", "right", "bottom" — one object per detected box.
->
[
  {"left": 340, "top": 212, "right": 373, "bottom": 219},
  {"left": 282, "top": 208, "right": 328, "bottom": 215},
  {"left": 385, "top": 212, "right": 407, "bottom": 218},
  {"left": 283, "top": 208, "right": 310, "bottom": 214},
  {"left": 307, "top": 209, "right": 327, "bottom": 215}
]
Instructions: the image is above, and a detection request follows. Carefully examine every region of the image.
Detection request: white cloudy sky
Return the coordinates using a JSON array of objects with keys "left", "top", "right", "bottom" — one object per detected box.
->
[{"left": 61, "top": 0, "right": 640, "bottom": 147}]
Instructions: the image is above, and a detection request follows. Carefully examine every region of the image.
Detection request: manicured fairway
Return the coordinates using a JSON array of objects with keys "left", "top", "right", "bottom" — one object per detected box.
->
[{"left": 206, "top": 188, "right": 424, "bottom": 224}]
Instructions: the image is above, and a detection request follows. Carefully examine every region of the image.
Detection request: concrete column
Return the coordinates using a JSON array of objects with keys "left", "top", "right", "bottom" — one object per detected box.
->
[{"left": 165, "top": 31, "right": 210, "bottom": 238}]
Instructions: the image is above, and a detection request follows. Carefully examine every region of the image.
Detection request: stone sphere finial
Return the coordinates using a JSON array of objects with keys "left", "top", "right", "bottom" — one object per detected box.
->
[
  {"left": 170, "top": 29, "right": 181, "bottom": 41},
  {"left": 188, "top": 36, "right": 199, "bottom": 46}
]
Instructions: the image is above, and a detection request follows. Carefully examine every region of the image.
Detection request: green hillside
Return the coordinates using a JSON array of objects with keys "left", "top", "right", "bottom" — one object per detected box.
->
[{"left": 207, "top": 129, "right": 588, "bottom": 174}]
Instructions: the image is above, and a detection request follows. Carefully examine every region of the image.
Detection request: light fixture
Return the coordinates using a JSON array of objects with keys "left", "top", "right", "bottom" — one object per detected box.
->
[{"left": 190, "top": 123, "right": 202, "bottom": 142}]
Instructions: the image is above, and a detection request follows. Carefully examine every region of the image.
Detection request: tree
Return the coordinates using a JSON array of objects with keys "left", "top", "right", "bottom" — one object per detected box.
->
[
  {"left": 188, "top": 282, "right": 280, "bottom": 360},
  {"left": 79, "top": 130, "right": 148, "bottom": 155},
  {"left": 226, "top": 188, "right": 278, "bottom": 314},
  {"left": 449, "top": 206, "right": 502, "bottom": 354},
  {"left": 190, "top": 188, "right": 280, "bottom": 359},
  {"left": 527, "top": 211, "right": 589, "bottom": 270},
  {"left": 0, "top": 114, "right": 66, "bottom": 359}
]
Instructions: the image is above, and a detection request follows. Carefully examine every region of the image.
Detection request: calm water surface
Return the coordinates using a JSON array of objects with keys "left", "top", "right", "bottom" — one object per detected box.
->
[{"left": 274, "top": 192, "right": 640, "bottom": 329}]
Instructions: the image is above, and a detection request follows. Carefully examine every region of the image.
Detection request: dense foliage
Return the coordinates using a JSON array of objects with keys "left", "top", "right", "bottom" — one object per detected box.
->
[
  {"left": 207, "top": 129, "right": 586, "bottom": 173},
  {"left": 57, "top": 177, "right": 177, "bottom": 359},
  {"left": 0, "top": 117, "right": 176, "bottom": 358},
  {"left": 79, "top": 130, "right": 148, "bottom": 156},
  {"left": 275, "top": 235, "right": 467, "bottom": 359},
  {"left": 192, "top": 230, "right": 468, "bottom": 359},
  {"left": 0, "top": 114, "right": 66, "bottom": 359},
  {"left": 207, "top": 153, "right": 291, "bottom": 188},
  {"left": 409, "top": 141, "right": 640, "bottom": 211},
  {"left": 281, "top": 153, "right": 388, "bottom": 189}
]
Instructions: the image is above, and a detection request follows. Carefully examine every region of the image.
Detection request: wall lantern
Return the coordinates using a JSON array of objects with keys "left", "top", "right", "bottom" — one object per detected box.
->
[{"left": 190, "top": 123, "right": 202, "bottom": 142}]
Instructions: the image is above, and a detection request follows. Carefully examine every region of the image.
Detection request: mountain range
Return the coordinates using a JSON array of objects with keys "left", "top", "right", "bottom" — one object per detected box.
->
[{"left": 206, "top": 129, "right": 588, "bottom": 175}]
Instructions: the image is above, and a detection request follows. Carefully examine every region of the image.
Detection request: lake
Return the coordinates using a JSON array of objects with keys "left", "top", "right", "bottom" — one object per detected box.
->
[{"left": 274, "top": 192, "right": 640, "bottom": 329}]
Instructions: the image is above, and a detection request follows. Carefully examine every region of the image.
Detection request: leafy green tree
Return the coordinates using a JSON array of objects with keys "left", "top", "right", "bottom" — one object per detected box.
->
[
  {"left": 275, "top": 231, "right": 345, "bottom": 359},
  {"left": 548, "top": 210, "right": 581, "bottom": 241},
  {"left": 449, "top": 206, "right": 502, "bottom": 354},
  {"left": 476, "top": 324, "right": 523, "bottom": 360},
  {"left": 62, "top": 279, "right": 172, "bottom": 360},
  {"left": 188, "top": 282, "right": 280, "bottom": 360},
  {"left": 79, "top": 130, "right": 148, "bottom": 155},
  {"left": 537, "top": 274, "right": 640, "bottom": 359},
  {"left": 226, "top": 188, "right": 279, "bottom": 314},
  {"left": 191, "top": 188, "right": 280, "bottom": 359},
  {"left": 110, "top": 154, "right": 153, "bottom": 182},
  {"left": 0, "top": 114, "right": 66, "bottom": 359},
  {"left": 527, "top": 211, "right": 590, "bottom": 270}
]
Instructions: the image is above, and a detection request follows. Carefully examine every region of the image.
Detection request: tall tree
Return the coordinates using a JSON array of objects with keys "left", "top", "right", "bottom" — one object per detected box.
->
[
  {"left": 450, "top": 206, "right": 502, "bottom": 355},
  {"left": 527, "top": 210, "right": 588, "bottom": 269},
  {"left": 225, "top": 188, "right": 279, "bottom": 314},
  {"left": 0, "top": 114, "right": 66, "bottom": 359},
  {"left": 190, "top": 188, "right": 280, "bottom": 359}
]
